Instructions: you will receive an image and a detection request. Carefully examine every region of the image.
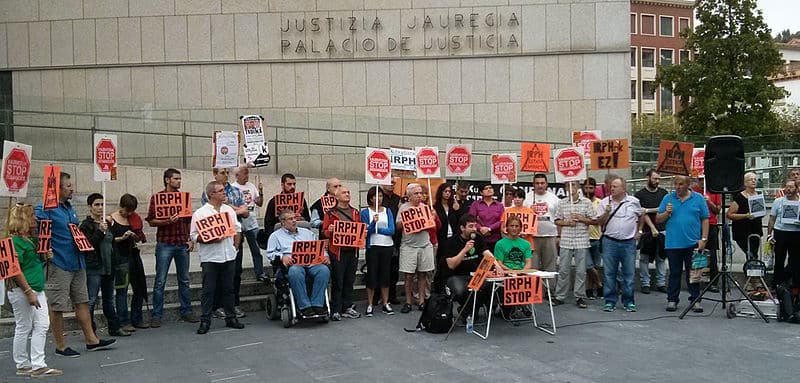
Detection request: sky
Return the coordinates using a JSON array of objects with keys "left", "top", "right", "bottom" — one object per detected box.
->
[{"left": 756, "top": 0, "right": 799, "bottom": 35}]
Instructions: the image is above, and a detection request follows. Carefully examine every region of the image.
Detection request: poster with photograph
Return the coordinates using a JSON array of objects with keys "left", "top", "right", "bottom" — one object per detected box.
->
[
  {"left": 240, "top": 115, "right": 270, "bottom": 167},
  {"left": 213, "top": 131, "right": 240, "bottom": 168},
  {"left": 748, "top": 194, "right": 766, "bottom": 218},
  {"left": 781, "top": 200, "right": 799, "bottom": 225}
]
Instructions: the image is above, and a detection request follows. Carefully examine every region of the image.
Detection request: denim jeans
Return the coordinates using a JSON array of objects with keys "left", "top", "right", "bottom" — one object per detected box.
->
[
  {"left": 239, "top": 228, "right": 264, "bottom": 278},
  {"left": 152, "top": 243, "right": 192, "bottom": 320},
  {"left": 288, "top": 264, "right": 330, "bottom": 310},
  {"left": 586, "top": 239, "right": 602, "bottom": 269},
  {"left": 602, "top": 237, "right": 637, "bottom": 306},
  {"left": 639, "top": 256, "right": 667, "bottom": 288},
  {"left": 666, "top": 247, "right": 700, "bottom": 304},
  {"left": 86, "top": 273, "right": 120, "bottom": 332}
]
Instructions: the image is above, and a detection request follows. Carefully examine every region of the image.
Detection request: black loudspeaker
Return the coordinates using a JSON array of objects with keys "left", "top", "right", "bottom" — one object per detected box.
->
[{"left": 704, "top": 135, "right": 745, "bottom": 194}]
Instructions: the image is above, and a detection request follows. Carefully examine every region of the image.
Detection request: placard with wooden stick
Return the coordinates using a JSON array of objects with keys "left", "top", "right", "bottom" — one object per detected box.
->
[
  {"left": 400, "top": 205, "right": 436, "bottom": 235},
  {"left": 152, "top": 192, "right": 193, "bottom": 219},
  {"left": 37, "top": 219, "right": 52, "bottom": 254}
]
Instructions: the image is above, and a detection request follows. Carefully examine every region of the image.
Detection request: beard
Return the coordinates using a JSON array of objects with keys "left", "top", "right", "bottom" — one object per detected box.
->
[{"left": 648, "top": 181, "right": 658, "bottom": 189}]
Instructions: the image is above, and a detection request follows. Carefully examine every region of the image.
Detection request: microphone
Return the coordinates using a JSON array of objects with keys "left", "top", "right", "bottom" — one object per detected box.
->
[{"left": 470, "top": 233, "right": 476, "bottom": 240}]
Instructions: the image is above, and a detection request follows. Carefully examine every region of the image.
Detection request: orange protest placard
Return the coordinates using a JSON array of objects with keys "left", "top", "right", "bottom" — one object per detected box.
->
[
  {"left": 274, "top": 192, "right": 305, "bottom": 217},
  {"left": 590, "top": 139, "right": 630, "bottom": 170},
  {"left": 400, "top": 205, "right": 436, "bottom": 235},
  {"left": 520, "top": 143, "right": 551, "bottom": 172},
  {"left": 502, "top": 209, "right": 538, "bottom": 236},
  {"left": 37, "top": 219, "right": 52, "bottom": 254},
  {"left": 503, "top": 275, "right": 542, "bottom": 305},
  {"left": 42, "top": 165, "right": 60, "bottom": 210},
  {"left": 195, "top": 212, "right": 236, "bottom": 242},
  {"left": 467, "top": 254, "right": 497, "bottom": 291},
  {"left": 656, "top": 140, "right": 694, "bottom": 176},
  {"left": 320, "top": 195, "right": 336, "bottom": 214},
  {"left": 0, "top": 237, "right": 22, "bottom": 281},
  {"left": 67, "top": 223, "right": 94, "bottom": 252},
  {"left": 290, "top": 240, "right": 327, "bottom": 266},
  {"left": 331, "top": 221, "right": 367, "bottom": 248},
  {"left": 153, "top": 192, "right": 193, "bottom": 219}
]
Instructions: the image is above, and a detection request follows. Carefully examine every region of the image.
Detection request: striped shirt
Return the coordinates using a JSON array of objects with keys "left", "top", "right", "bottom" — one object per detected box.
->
[{"left": 555, "top": 196, "right": 594, "bottom": 249}]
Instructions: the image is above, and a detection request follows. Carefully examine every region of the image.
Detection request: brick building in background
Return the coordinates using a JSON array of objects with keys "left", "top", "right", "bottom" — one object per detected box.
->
[{"left": 631, "top": 0, "right": 694, "bottom": 116}]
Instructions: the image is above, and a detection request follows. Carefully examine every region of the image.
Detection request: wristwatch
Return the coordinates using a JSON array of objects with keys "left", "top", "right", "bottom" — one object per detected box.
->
[{"left": 701, "top": 237, "right": 707, "bottom": 241}]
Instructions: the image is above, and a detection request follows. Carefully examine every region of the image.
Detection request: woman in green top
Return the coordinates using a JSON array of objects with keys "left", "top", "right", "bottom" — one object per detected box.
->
[
  {"left": 494, "top": 216, "right": 533, "bottom": 271},
  {"left": 7, "top": 204, "right": 62, "bottom": 377}
]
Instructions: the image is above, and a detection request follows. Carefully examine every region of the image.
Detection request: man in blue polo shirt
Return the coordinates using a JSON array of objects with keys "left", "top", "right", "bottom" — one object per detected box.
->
[
  {"left": 656, "top": 175, "right": 710, "bottom": 313},
  {"left": 35, "top": 172, "right": 116, "bottom": 358}
]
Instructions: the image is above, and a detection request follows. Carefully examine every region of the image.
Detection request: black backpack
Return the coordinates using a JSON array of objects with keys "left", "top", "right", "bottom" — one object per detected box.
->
[
  {"left": 404, "top": 293, "right": 453, "bottom": 334},
  {"left": 776, "top": 283, "right": 800, "bottom": 323}
]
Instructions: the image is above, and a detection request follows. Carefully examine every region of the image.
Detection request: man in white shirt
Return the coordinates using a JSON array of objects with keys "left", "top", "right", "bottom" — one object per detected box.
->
[
  {"left": 524, "top": 173, "right": 560, "bottom": 272},
  {"left": 595, "top": 175, "right": 644, "bottom": 313},
  {"left": 232, "top": 166, "right": 266, "bottom": 282},
  {"left": 192, "top": 181, "right": 244, "bottom": 334}
]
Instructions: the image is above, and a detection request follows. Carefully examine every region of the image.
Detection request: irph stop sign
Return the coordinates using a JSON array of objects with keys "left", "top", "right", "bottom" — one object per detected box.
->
[
  {"left": 3, "top": 148, "right": 30, "bottom": 193},
  {"left": 416, "top": 147, "right": 440, "bottom": 176},
  {"left": 95, "top": 139, "right": 117, "bottom": 172},
  {"left": 446, "top": 145, "right": 471, "bottom": 175}
]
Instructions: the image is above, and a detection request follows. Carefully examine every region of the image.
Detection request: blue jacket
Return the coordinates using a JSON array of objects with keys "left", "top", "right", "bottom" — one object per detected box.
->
[{"left": 359, "top": 207, "right": 395, "bottom": 248}]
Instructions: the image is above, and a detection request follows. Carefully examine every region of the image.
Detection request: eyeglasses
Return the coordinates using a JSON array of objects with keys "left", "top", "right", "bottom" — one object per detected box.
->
[{"left": 213, "top": 188, "right": 225, "bottom": 194}]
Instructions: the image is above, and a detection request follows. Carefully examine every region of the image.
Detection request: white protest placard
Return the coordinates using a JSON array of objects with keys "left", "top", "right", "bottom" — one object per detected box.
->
[
  {"left": 748, "top": 194, "right": 766, "bottom": 218},
  {"left": 365, "top": 148, "right": 392, "bottom": 185},
  {"left": 93, "top": 134, "right": 118, "bottom": 182},
  {"left": 491, "top": 153, "right": 517, "bottom": 184},
  {"left": 781, "top": 200, "right": 799, "bottom": 225},
  {"left": 553, "top": 147, "right": 586, "bottom": 183},
  {"left": 240, "top": 115, "right": 270, "bottom": 168},
  {"left": 390, "top": 147, "right": 416, "bottom": 171},
  {"left": 0, "top": 141, "right": 32, "bottom": 198},
  {"left": 213, "top": 131, "right": 240, "bottom": 168},
  {"left": 445, "top": 144, "right": 472, "bottom": 177},
  {"left": 415, "top": 146, "right": 440, "bottom": 178}
]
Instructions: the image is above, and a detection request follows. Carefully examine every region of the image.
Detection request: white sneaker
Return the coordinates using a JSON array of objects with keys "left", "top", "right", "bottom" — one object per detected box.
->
[{"left": 382, "top": 304, "right": 395, "bottom": 315}]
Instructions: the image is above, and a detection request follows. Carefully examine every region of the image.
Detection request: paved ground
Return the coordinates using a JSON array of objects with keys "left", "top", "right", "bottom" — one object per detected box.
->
[{"left": 1, "top": 288, "right": 796, "bottom": 383}]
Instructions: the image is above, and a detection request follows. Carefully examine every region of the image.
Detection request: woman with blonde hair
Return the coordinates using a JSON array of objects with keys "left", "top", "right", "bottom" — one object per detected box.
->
[{"left": 7, "top": 203, "right": 62, "bottom": 377}]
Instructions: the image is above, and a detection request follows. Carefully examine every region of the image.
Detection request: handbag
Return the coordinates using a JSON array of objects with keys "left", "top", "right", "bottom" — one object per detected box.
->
[{"left": 689, "top": 249, "right": 710, "bottom": 284}]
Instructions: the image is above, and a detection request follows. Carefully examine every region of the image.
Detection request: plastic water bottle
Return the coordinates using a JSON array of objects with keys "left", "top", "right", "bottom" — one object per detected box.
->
[{"left": 466, "top": 315, "right": 474, "bottom": 334}]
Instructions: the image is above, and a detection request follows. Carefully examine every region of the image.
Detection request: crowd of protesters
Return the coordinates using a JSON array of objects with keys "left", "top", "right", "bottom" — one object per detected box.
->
[{"left": 7, "top": 163, "right": 799, "bottom": 377}]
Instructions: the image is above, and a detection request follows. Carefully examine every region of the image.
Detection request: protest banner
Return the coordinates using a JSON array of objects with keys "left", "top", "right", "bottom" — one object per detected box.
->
[
  {"left": 0, "top": 141, "right": 32, "bottom": 198},
  {"left": 656, "top": 140, "right": 694, "bottom": 176},
  {"left": 331, "top": 221, "right": 367, "bottom": 248},
  {"left": 365, "top": 148, "right": 392, "bottom": 185},
  {"left": 195, "top": 211, "right": 236, "bottom": 242},
  {"left": 68, "top": 223, "right": 94, "bottom": 252},
  {"left": 390, "top": 146, "right": 417, "bottom": 173},
  {"left": 400, "top": 205, "right": 436, "bottom": 234},
  {"left": 290, "top": 240, "right": 327, "bottom": 266},
  {"left": 320, "top": 195, "right": 337, "bottom": 214},
  {"left": 153, "top": 192, "right": 193, "bottom": 219},
  {"left": 520, "top": 143, "right": 550, "bottom": 173},
  {"left": 445, "top": 144, "right": 472, "bottom": 177},
  {"left": 572, "top": 130, "right": 601, "bottom": 156},
  {"left": 42, "top": 164, "right": 60, "bottom": 210},
  {"left": 554, "top": 147, "right": 586, "bottom": 183},
  {"left": 37, "top": 219, "right": 52, "bottom": 254},
  {"left": 748, "top": 194, "right": 767, "bottom": 218},
  {"left": 503, "top": 275, "right": 543, "bottom": 305},
  {"left": 273, "top": 192, "right": 305, "bottom": 217},
  {"left": 93, "top": 134, "right": 118, "bottom": 182},
  {"left": 692, "top": 147, "right": 705, "bottom": 177},
  {"left": 467, "top": 254, "right": 496, "bottom": 291},
  {"left": 781, "top": 200, "right": 799, "bottom": 225},
  {"left": 0, "top": 237, "right": 22, "bottom": 280},
  {"left": 213, "top": 130, "right": 240, "bottom": 168},
  {"left": 240, "top": 115, "right": 270, "bottom": 167},
  {"left": 590, "top": 139, "right": 630, "bottom": 170},
  {"left": 491, "top": 153, "right": 517, "bottom": 184},
  {"left": 503, "top": 209, "right": 537, "bottom": 235}
]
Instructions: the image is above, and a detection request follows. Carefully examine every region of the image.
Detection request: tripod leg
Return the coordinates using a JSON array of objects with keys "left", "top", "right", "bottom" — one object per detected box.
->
[{"left": 678, "top": 272, "right": 722, "bottom": 319}]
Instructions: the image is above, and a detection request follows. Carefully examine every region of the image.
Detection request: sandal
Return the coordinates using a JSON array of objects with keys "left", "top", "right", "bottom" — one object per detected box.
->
[
  {"left": 31, "top": 367, "right": 63, "bottom": 377},
  {"left": 16, "top": 367, "right": 33, "bottom": 375}
]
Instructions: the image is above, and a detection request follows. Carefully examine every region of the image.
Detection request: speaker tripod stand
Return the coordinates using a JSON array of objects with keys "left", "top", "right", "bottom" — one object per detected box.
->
[{"left": 679, "top": 194, "right": 769, "bottom": 322}]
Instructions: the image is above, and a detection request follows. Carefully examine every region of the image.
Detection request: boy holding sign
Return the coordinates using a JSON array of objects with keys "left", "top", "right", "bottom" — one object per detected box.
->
[
  {"left": 191, "top": 181, "right": 243, "bottom": 334},
  {"left": 323, "top": 186, "right": 364, "bottom": 321}
]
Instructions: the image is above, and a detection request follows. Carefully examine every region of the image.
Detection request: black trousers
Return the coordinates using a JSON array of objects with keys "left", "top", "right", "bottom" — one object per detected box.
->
[
  {"left": 330, "top": 248, "right": 358, "bottom": 314},
  {"left": 201, "top": 260, "right": 236, "bottom": 323},
  {"left": 389, "top": 247, "right": 400, "bottom": 299},
  {"left": 773, "top": 230, "right": 800, "bottom": 289},
  {"left": 446, "top": 275, "right": 491, "bottom": 315}
]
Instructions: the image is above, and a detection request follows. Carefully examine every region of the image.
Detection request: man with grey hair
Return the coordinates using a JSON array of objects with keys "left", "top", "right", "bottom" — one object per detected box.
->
[
  {"left": 192, "top": 181, "right": 243, "bottom": 334},
  {"left": 396, "top": 183, "right": 439, "bottom": 313},
  {"left": 595, "top": 175, "right": 644, "bottom": 313},
  {"left": 310, "top": 177, "right": 342, "bottom": 238}
]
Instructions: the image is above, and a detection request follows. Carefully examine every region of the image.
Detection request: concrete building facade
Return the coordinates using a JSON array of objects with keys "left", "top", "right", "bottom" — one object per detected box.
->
[{"left": 0, "top": 0, "right": 631, "bottom": 180}]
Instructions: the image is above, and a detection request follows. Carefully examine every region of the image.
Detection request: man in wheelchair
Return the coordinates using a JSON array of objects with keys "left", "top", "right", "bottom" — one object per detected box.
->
[{"left": 266, "top": 210, "right": 331, "bottom": 318}]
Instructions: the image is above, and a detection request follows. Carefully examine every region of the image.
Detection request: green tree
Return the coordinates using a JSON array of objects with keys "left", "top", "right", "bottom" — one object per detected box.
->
[{"left": 656, "top": 0, "right": 786, "bottom": 137}]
